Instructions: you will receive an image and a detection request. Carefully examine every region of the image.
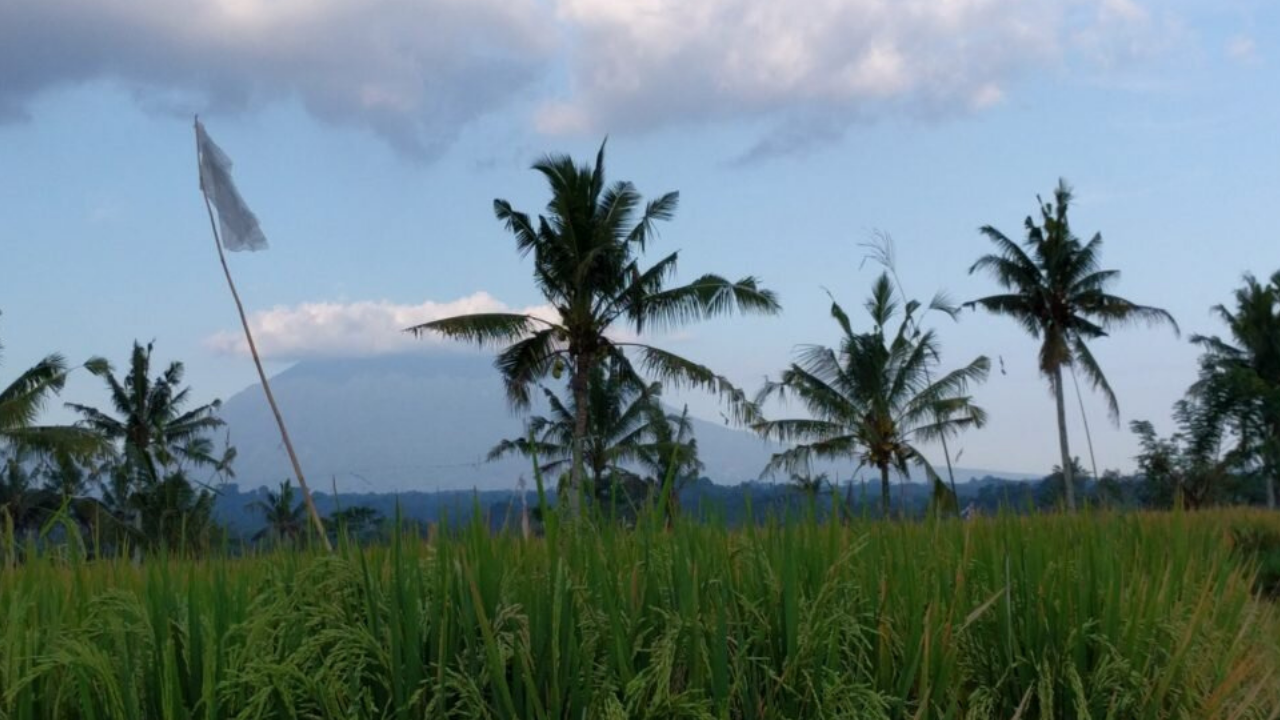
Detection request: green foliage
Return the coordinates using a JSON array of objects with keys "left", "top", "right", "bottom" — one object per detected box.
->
[
  {"left": 1131, "top": 396, "right": 1235, "bottom": 509},
  {"left": 1190, "top": 270, "right": 1280, "bottom": 507},
  {"left": 488, "top": 363, "right": 701, "bottom": 489},
  {"left": 966, "top": 180, "right": 1178, "bottom": 510},
  {"left": 1, "top": 511, "right": 1278, "bottom": 718},
  {"left": 326, "top": 505, "right": 385, "bottom": 542},
  {"left": 246, "top": 481, "right": 306, "bottom": 543},
  {"left": 755, "top": 272, "right": 989, "bottom": 517},
  {"left": 405, "top": 143, "right": 780, "bottom": 505},
  {"left": 67, "top": 341, "right": 231, "bottom": 552},
  {"left": 1, "top": 318, "right": 107, "bottom": 472}
]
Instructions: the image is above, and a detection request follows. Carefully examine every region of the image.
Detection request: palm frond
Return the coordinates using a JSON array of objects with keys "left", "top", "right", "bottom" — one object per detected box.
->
[
  {"left": 1071, "top": 335, "right": 1120, "bottom": 423},
  {"left": 751, "top": 418, "right": 847, "bottom": 444},
  {"left": 0, "top": 355, "right": 68, "bottom": 433},
  {"left": 624, "top": 191, "right": 679, "bottom": 250},
  {"left": 629, "top": 275, "right": 780, "bottom": 332},
  {"left": 962, "top": 294, "right": 1043, "bottom": 338},
  {"left": 621, "top": 344, "right": 760, "bottom": 425},
  {"left": 405, "top": 313, "right": 556, "bottom": 347},
  {"left": 760, "top": 436, "right": 859, "bottom": 477},
  {"left": 494, "top": 329, "right": 566, "bottom": 409}
]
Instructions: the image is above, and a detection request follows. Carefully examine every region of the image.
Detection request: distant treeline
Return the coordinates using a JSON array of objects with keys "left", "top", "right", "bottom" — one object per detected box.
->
[{"left": 213, "top": 464, "right": 1277, "bottom": 541}]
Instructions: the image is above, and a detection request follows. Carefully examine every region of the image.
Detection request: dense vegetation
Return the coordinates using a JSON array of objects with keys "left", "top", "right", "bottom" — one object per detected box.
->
[
  {"left": 2, "top": 509, "right": 1279, "bottom": 719},
  {"left": 5, "top": 143, "right": 1280, "bottom": 719}
]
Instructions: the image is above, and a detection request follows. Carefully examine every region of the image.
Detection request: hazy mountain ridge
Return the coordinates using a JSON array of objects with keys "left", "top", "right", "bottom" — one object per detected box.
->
[{"left": 217, "top": 354, "right": 1036, "bottom": 492}]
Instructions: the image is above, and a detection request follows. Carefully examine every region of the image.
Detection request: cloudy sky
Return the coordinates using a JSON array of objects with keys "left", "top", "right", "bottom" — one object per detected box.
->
[{"left": 2, "top": 0, "right": 1277, "bottom": 480}]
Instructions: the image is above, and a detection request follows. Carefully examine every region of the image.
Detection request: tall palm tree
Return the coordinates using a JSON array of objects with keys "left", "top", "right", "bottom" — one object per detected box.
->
[
  {"left": 1190, "top": 271, "right": 1280, "bottom": 508},
  {"left": 247, "top": 481, "right": 307, "bottom": 543},
  {"left": 966, "top": 180, "right": 1178, "bottom": 511},
  {"left": 67, "top": 341, "right": 228, "bottom": 534},
  {"left": 755, "top": 273, "right": 990, "bottom": 517},
  {"left": 488, "top": 363, "right": 701, "bottom": 502},
  {"left": 407, "top": 143, "right": 779, "bottom": 510}
]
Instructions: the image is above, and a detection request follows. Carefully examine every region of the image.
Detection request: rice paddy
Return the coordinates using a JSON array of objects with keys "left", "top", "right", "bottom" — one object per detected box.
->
[{"left": 2, "top": 508, "right": 1279, "bottom": 719}]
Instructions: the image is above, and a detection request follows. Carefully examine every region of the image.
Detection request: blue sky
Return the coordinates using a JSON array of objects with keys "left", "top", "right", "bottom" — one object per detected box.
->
[{"left": 2, "top": 0, "right": 1277, "bottom": 478}]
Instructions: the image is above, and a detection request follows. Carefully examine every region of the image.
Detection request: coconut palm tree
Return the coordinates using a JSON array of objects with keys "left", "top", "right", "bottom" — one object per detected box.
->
[
  {"left": 488, "top": 363, "right": 701, "bottom": 504},
  {"left": 67, "top": 341, "right": 228, "bottom": 537},
  {"left": 755, "top": 273, "right": 990, "bottom": 517},
  {"left": 247, "top": 481, "right": 307, "bottom": 543},
  {"left": 1190, "top": 271, "right": 1280, "bottom": 508},
  {"left": 406, "top": 143, "right": 779, "bottom": 512},
  {"left": 966, "top": 180, "right": 1178, "bottom": 511}
]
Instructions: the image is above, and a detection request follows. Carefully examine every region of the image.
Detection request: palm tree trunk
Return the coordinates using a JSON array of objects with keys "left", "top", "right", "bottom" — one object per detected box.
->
[
  {"left": 1267, "top": 428, "right": 1279, "bottom": 510},
  {"left": 567, "top": 357, "right": 590, "bottom": 518},
  {"left": 879, "top": 463, "right": 891, "bottom": 518},
  {"left": 940, "top": 434, "right": 959, "bottom": 517},
  {"left": 1052, "top": 366, "right": 1077, "bottom": 511}
]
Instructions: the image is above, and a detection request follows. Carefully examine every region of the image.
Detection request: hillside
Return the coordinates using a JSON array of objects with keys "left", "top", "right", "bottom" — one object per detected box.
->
[{"left": 216, "top": 353, "right": 1033, "bottom": 492}]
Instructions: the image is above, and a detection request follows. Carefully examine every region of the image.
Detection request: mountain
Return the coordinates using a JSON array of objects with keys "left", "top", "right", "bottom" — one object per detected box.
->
[{"left": 216, "top": 353, "right": 1034, "bottom": 493}]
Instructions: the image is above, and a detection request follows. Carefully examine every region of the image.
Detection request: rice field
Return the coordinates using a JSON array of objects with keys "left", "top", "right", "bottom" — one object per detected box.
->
[{"left": 2, "top": 509, "right": 1279, "bottom": 719}]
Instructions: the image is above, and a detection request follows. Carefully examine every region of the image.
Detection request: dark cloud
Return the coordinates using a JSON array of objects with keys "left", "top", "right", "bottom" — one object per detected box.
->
[
  {"left": 0, "top": 0, "right": 556, "bottom": 159},
  {"left": 1, "top": 0, "right": 1173, "bottom": 159}
]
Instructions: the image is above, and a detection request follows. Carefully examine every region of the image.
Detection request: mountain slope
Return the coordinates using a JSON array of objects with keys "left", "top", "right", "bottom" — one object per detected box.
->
[{"left": 217, "top": 353, "right": 1032, "bottom": 492}]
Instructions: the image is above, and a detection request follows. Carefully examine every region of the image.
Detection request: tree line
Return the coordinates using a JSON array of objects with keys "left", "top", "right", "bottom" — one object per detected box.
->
[
  {"left": 5, "top": 143, "right": 1279, "bottom": 552},
  {"left": 408, "top": 145, "right": 1276, "bottom": 518}
]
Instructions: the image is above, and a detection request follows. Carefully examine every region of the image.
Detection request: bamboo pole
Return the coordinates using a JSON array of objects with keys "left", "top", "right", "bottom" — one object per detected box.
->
[{"left": 195, "top": 119, "right": 332, "bottom": 552}]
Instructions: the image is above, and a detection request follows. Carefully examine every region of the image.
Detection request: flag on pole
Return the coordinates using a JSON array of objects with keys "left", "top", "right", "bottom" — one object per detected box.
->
[
  {"left": 193, "top": 117, "right": 331, "bottom": 550},
  {"left": 196, "top": 119, "right": 269, "bottom": 252}
]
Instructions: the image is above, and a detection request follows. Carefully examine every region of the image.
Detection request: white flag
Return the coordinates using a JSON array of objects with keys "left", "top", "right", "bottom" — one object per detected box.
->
[{"left": 196, "top": 119, "right": 268, "bottom": 252}]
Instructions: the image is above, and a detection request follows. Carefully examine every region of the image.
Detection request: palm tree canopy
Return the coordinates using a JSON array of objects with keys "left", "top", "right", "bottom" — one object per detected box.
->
[
  {"left": 965, "top": 180, "right": 1178, "bottom": 420},
  {"left": 1190, "top": 271, "right": 1280, "bottom": 464},
  {"left": 67, "top": 341, "right": 226, "bottom": 487},
  {"left": 754, "top": 272, "right": 990, "bottom": 482},
  {"left": 405, "top": 142, "right": 781, "bottom": 419},
  {"left": 247, "top": 481, "right": 306, "bottom": 541},
  {"left": 488, "top": 363, "right": 702, "bottom": 484},
  {"left": 1, "top": 346, "right": 107, "bottom": 460},
  {"left": 1193, "top": 271, "right": 1280, "bottom": 383}
]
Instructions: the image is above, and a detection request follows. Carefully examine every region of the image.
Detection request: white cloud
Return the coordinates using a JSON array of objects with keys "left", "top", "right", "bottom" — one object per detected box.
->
[
  {"left": 2, "top": 0, "right": 1181, "bottom": 158},
  {"left": 204, "top": 292, "right": 558, "bottom": 360},
  {"left": 540, "top": 0, "right": 1172, "bottom": 144},
  {"left": 1226, "top": 35, "right": 1258, "bottom": 65},
  {"left": 0, "top": 0, "right": 555, "bottom": 158},
  {"left": 1072, "top": 0, "right": 1184, "bottom": 70},
  {"left": 204, "top": 292, "right": 697, "bottom": 360}
]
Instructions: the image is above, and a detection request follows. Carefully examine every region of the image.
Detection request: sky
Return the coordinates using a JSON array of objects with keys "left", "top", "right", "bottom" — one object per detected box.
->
[{"left": 2, "top": 0, "right": 1278, "bottom": 481}]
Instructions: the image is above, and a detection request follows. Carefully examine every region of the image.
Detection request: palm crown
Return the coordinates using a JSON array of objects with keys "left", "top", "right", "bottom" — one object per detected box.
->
[
  {"left": 67, "top": 341, "right": 227, "bottom": 497},
  {"left": 407, "top": 143, "right": 779, "bottom": 507},
  {"left": 755, "top": 273, "right": 989, "bottom": 516},
  {"left": 1190, "top": 271, "right": 1280, "bottom": 508},
  {"left": 247, "top": 481, "right": 307, "bottom": 543},
  {"left": 488, "top": 364, "right": 700, "bottom": 488},
  {"left": 966, "top": 180, "right": 1177, "bottom": 510}
]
